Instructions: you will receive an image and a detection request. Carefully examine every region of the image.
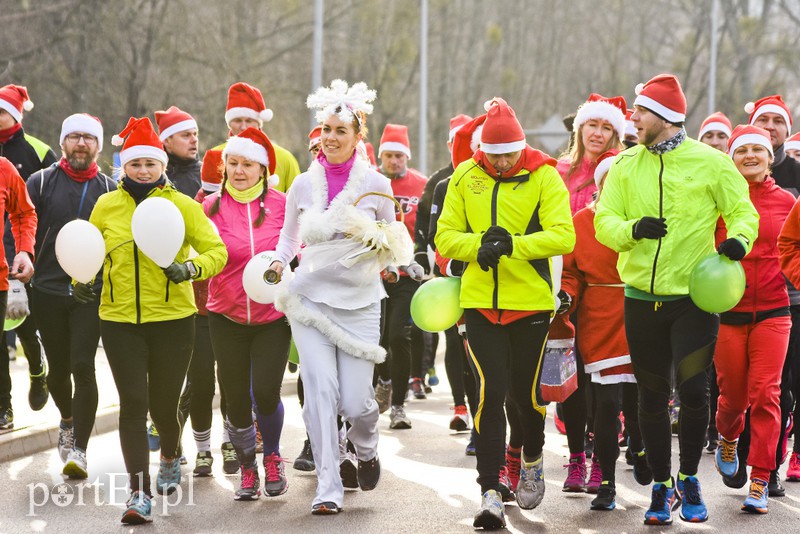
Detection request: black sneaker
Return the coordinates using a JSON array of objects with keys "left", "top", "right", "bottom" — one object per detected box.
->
[
  {"left": 293, "top": 439, "right": 315, "bottom": 472},
  {"left": 357, "top": 455, "right": 380, "bottom": 491},
  {"left": 631, "top": 448, "right": 653, "bottom": 486},
  {"left": 193, "top": 451, "right": 213, "bottom": 477},
  {"left": 409, "top": 378, "right": 427, "bottom": 400},
  {"left": 769, "top": 470, "right": 785, "bottom": 497},
  {"left": 29, "top": 371, "right": 49, "bottom": 411},
  {"left": 221, "top": 442, "right": 239, "bottom": 475},
  {"left": 340, "top": 455, "right": 359, "bottom": 489},
  {"left": 590, "top": 482, "right": 616, "bottom": 510},
  {"left": 0, "top": 406, "right": 13, "bottom": 430},
  {"left": 311, "top": 501, "right": 341, "bottom": 515},
  {"left": 722, "top": 459, "right": 748, "bottom": 489}
]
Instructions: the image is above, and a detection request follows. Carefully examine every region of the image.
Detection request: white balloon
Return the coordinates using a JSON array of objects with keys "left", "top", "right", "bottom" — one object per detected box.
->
[
  {"left": 131, "top": 197, "right": 185, "bottom": 268},
  {"left": 55, "top": 220, "right": 106, "bottom": 284},
  {"left": 242, "top": 251, "right": 284, "bottom": 304}
]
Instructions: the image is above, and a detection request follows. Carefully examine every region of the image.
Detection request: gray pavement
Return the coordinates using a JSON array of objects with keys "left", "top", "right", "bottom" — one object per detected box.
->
[{"left": 1, "top": 346, "right": 800, "bottom": 532}]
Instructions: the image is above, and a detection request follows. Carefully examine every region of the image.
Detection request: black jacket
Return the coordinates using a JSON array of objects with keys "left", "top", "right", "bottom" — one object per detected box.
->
[
  {"left": 166, "top": 153, "right": 202, "bottom": 198},
  {"left": 27, "top": 164, "right": 116, "bottom": 296},
  {"left": 772, "top": 144, "right": 800, "bottom": 198},
  {"left": 413, "top": 162, "right": 453, "bottom": 254}
]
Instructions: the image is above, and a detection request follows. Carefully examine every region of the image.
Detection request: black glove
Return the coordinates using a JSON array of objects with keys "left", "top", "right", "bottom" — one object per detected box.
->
[
  {"left": 718, "top": 238, "right": 746, "bottom": 261},
  {"left": 556, "top": 290, "right": 572, "bottom": 314},
  {"left": 414, "top": 251, "right": 431, "bottom": 275},
  {"left": 481, "top": 225, "right": 512, "bottom": 245},
  {"left": 477, "top": 240, "right": 513, "bottom": 271},
  {"left": 632, "top": 217, "right": 668, "bottom": 240},
  {"left": 449, "top": 259, "right": 466, "bottom": 277},
  {"left": 164, "top": 262, "right": 192, "bottom": 284},
  {"left": 72, "top": 282, "right": 97, "bottom": 304}
]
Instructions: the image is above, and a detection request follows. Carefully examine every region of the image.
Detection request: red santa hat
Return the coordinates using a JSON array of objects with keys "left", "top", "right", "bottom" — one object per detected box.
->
[
  {"left": 633, "top": 74, "right": 686, "bottom": 123},
  {"left": 308, "top": 125, "right": 322, "bottom": 151},
  {"left": 155, "top": 106, "right": 198, "bottom": 142},
  {"left": 698, "top": 111, "right": 732, "bottom": 139},
  {"left": 573, "top": 93, "right": 627, "bottom": 140},
  {"left": 365, "top": 142, "right": 377, "bottom": 167},
  {"left": 785, "top": 132, "right": 800, "bottom": 153},
  {"left": 745, "top": 95, "right": 792, "bottom": 135},
  {"left": 593, "top": 149, "right": 620, "bottom": 188},
  {"left": 201, "top": 149, "right": 224, "bottom": 192},
  {"left": 379, "top": 124, "right": 412, "bottom": 159},
  {"left": 625, "top": 109, "right": 637, "bottom": 138},
  {"left": 225, "top": 82, "right": 273, "bottom": 126},
  {"left": 727, "top": 124, "right": 773, "bottom": 157},
  {"left": 223, "top": 127, "right": 279, "bottom": 187},
  {"left": 0, "top": 84, "right": 34, "bottom": 123},
  {"left": 60, "top": 113, "right": 104, "bottom": 151},
  {"left": 450, "top": 115, "right": 486, "bottom": 168},
  {"left": 448, "top": 114, "right": 473, "bottom": 142},
  {"left": 481, "top": 97, "right": 526, "bottom": 154},
  {"left": 111, "top": 117, "right": 168, "bottom": 166}
]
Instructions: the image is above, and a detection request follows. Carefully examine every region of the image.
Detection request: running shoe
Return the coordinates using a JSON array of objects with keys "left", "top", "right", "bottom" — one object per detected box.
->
[
  {"left": 498, "top": 466, "right": 515, "bottom": 502},
  {"left": 28, "top": 370, "right": 49, "bottom": 411},
  {"left": 644, "top": 480, "right": 680, "bottom": 525},
  {"left": 0, "top": 406, "right": 11, "bottom": 430},
  {"left": 389, "top": 405, "right": 412, "bottom": 429},
  {"left": 562, "top": 453, "right": 587, "bottom": 493},
  {"left": 357, "top": 455, "right": 381, "bottom": 491},
  {"left": 505, "top": 451, "right": 521, "bottom": 492},
  {"left": 409, "top": 377, "right": 427, "bottom": 400},
  {"left": 147, "top": 423, "right": 160, "bottom": 452},
  {"left": 715, "top": 437, "right": 739, "bottom": 478},
  {"left": 768, "top": 470, "right": 785, "bottom": 497},
  {"left": 630, "top": 447, "right": 653, "bottom": 486},
  {"left": 722, "top": 460, "right": 748, "bottom": 489},
  {"left": 375, "top": 380, "right": 392, "bottom": 414},
  {"left": 786, "top": 451, "right": 800, "bottom": 482},
  {"left": 517, "top": 455, "right": 545, "bottom": 510},
  {"left": 156, "top": 456, "right": 182, "bottom": 495},
  {"left": 121, "top": 491, "right": 152, "bottom": 524},
  {"left": 587, "top": 455, "right": 603, "bottom": 494},
  {"left": 590, "top": 481, "right": 616, "bottom": 511},
  {"left": 63, "top": 448, "right": 88, "bottom": 479},
  {"left": 676, "top": 475, "right": 708, "bottom": 522},
  {"left": 221, "top": 442, "right": 239, "bottom": 475},
  {"left": 193, "top": 451, "right": 213, "bottom": 477},
  {"left": 465, "top": 428, "right": 477, "bottom": 456},
  {"left": 311, "top": 501, "right": 341, "bottom": 515},
  {"left": 340, "top": 453, "right": 359, "bottom": 489},
  {"left": 57, "top": 423, "right": 75, "bottom": 463},
  {"left": 234, "top": 466, "right": 260, "bottom": 501},
  {"left": 263, "top": 452, "right": 288, "bottom": 496},
  {"left": 742, "top": 478, "right": 769, "bottom": 514},
  {"left": 449, "top": 405, "right": 469, "bottom": 432},
  {"left": 293, "top": 439, "right": 315, "bottom": 472},
  {"left": 427, "top": 367, "right": 439, "bottom": 386},
  {"left": 473, "top": 489, "right": 505, "bottom": 530}
]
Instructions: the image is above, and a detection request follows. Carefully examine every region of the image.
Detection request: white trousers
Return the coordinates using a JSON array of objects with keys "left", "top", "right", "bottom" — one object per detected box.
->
[{"left": 290, "top": 298, "right": 380, "bottom": 507}]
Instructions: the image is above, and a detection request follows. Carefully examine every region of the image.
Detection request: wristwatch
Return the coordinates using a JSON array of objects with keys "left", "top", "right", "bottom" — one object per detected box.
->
[{"left": 186, "top": 261, "right": 198, "bottom": 279}]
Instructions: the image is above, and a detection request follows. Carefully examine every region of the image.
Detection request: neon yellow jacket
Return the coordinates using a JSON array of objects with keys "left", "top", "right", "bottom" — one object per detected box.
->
[
  {"left": 89, "top": 182, "right": 228, "bottom": 324},
  {"left": 594, "top": 138, "right": 759, "bottom": 296},
  {"left": 212, "top": 139, "right": 300, "bottom": 193},
  {"left": 435, "top": 159, "right": 575, "bottom": 311}
]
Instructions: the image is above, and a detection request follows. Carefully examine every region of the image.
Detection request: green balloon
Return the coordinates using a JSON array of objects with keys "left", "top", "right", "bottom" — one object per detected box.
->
[
  {"left": 689, "top": 253, "right": 746, "bottom": 313},
  {"left": 288, "top": 339, "right": 299, "bottom": 365},
  {"left": 3, "top": 315, "right": 25, "bottom": 332},
  {"left": 410, "top": 277, "right": 464, "bottom": 333}
]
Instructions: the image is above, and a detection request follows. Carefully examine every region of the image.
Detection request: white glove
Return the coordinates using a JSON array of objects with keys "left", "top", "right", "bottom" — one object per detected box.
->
[
  {"left": 402, "top": 262, "right": 425, "bottom": 282},
  {"left": 6, "top": 279, "right": 29, "bottom": 320}
]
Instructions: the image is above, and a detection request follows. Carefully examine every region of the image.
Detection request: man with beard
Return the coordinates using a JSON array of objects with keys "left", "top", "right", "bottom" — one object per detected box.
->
[
  {"left": 156, "top": 106, "right": 201, "bottom": 197},
  {"left": 26, "top": 113, "right": 116, "bottom": 479},
  {"left": 0, "top": 84, "right": 55, "bottom": 429}
]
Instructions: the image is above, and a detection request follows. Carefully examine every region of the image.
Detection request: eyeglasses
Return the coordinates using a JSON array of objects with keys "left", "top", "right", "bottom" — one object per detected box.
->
[{"left": 65, "top": 133, "right": 98, "bottom": 145}]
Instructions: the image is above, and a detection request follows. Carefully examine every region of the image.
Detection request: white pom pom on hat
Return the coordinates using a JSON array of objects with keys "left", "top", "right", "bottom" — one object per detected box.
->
[
  {"left": 744, "top": 102, "right": 755, "bottom": 114},
  {"left": 23, "top": 100, "right": 33, "bottom": 111},
  {"left": 260, "top": 109, "right": 273, "bottom": 122},
  {"left": 111, "top": 134, "right": 124, "bottom": 146},
  {"left": 634, "top": 83, "right": 645, "bottom": 95},
  {"left": 268, "top": 174, "right": 280, "bottom": 187}
]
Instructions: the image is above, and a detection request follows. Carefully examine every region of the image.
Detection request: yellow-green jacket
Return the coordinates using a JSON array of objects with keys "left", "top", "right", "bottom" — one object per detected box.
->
[
  {"left": 435, "top": 158, "right": 575, "bottom": 311},
  {"left": 594, "top": 137, "right": 759, "bottom": 296},
  {"left": 89, "top": 181, "right": 227, "bottom": 324}
]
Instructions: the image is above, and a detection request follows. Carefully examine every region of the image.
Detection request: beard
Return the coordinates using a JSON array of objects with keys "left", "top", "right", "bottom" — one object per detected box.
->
[{"left": 66, "top": 151, "right": 95, "bottom": 170}]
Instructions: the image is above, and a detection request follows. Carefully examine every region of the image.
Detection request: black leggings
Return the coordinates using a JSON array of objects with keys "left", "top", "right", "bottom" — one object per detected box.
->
[
  {"left": 444, "top": 325, "right": 476, "bottom": 410},
  {"left": 625, "top": 297, "right": 717, "bottom": 482},
  {"left": 176, "top": 314, "right": 220, "bottom": 434},
  {"left": 593, "top": 381, "right": 641, "bottom": 483},
  {"left": 102, "top": 317, "right": 194, "bottom": 495},
  {"left": 0, "top": 291, "right": 9, "bottom": 406},
  {"left": 562, "top": 356, "right": 589, "bottom": 454},
  {"left": 464, "top": 309, "right": 549, "bottom": 493},
  {"left": 377, "top": 276, "right": 424, "bottom": 405},
  {"left": 31, "top": 289, "right": 100, "bottom": 451},
  {"left": 11, "top": 283, "right": 44, "bottom": 375},
  {"left": 208, "top": 312, "right": 291, "bottom": 429}
]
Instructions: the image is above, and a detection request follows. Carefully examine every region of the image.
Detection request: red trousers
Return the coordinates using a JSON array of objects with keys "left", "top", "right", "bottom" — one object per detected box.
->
[{"left": 714, "top": 316, "right": 790, "bottom": 476}]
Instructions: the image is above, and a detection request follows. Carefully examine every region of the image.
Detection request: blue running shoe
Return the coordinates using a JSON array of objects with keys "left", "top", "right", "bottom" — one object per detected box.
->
[
  {"left": 715, "top": 437, "right": 738, "bottom": 478},
  {"left": 644, "top": 480, "right": 681, "bottom": 525},
  {"left": 465, "top": 428, "right": 477, "bottom": 456},
  {"left": 427, "top": 367, "right": 439, "bottom": 386},
  {"left": 156, "top": 456, "right": 182, "bottom": 495},
  {"left": 742, "top": 478, "right": 769, "bottom": 514},
  {"left": 676, "top": 476, "right": 708, "bottom": 522},
  {"left": 121, "top": 491, "right": 152, "bottom": 524},
  {"left": 147, "top": 423, "right": 160, "bottom": 452}
]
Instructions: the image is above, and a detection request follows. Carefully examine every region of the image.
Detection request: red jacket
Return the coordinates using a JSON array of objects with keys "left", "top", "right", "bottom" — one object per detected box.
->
[
  {"left": 718, "top": 176, "right": 794, "bottom": 315},
  {"left": 387, "top": 168, "right": 427, "bottom": 239},
  {"left": 0, "top": 157, "right": 36, "bottom": 290}
]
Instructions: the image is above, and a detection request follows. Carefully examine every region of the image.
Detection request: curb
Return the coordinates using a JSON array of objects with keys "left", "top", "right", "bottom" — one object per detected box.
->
[{"left": 0, "top": 374, "right": 299, "bottom": 463}]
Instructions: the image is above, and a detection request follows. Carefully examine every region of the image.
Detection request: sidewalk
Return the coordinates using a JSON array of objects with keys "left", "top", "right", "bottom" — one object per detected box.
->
[{"left": 0, "top": 342, "right": 298, "bottom": 463}]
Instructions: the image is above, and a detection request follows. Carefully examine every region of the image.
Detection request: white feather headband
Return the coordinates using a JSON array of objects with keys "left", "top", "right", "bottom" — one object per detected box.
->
[{"left": 306, "top": 79, "right": 377, "bottom": 125}]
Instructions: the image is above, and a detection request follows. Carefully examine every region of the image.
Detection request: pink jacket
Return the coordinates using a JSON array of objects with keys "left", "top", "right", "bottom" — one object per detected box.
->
[
  {"left": 203, "top": 189, "right": 287, "bottom": 325},
  {"left": 556, "top": 158, "right": 598, "bottom": 215}
]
